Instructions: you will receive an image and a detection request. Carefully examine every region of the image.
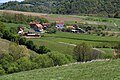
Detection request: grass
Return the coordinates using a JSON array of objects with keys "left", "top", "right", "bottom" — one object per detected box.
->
[
  {"left": 28, "top": 32, "right": 119, "bottom": 55},
  {"left": 0, "top": 38, "right": 39, "bottom": 56},
  {"left": 3, "top": 22, "right": 30, "bottom": 32},
  {"left": 42, "top": 32, "right": 120, "bottom": 42},
  {"left": 99, "top": 48, "right": 113, "bottom": 58},
  {"left": 28, "top": 39, "right": 74, "bottom": 55},
  {"left": 1, "top": 59, "right": 120, "bottom": 80},
  {"left": 0, "top": 38, "right": 10, "bottom": 53}
]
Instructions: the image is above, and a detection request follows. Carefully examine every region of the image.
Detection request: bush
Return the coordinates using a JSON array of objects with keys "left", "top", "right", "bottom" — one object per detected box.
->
[
  {"left": 19, "top": 37, "right": 26, "bottom": 45},
  {"left": 47, "top": 51, "right": 70, "bottom": 66},
  {"left": 33, "top": 54, "right": 54, "bottom": 68},
  {"left": 0, "top": 32, "right": 3, "bottom": 38},
  {"left": 9, "top": 43, "right": 30, "bottom": 60},
  {"left": 16, "top": 57, "right": 33, "bottom": 71},
  {"left": 73, "top": 43, "right": 92, "bottom": 62},
  {"left": 5, "top": 62, "right": 18, "bottom": 74},
  {"left": 37, "top": 46, "right": 50, "bottom": 54},
  {"left": 46, "top": 27, "right": 57, "bottom": 34},
  {"left": 0, "top": 65, "right": 5, "bottom": 75}
]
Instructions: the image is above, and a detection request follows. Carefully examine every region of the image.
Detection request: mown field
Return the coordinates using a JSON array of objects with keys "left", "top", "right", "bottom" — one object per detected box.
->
[{"left": 1, "top": 59, "right": 120, "bottom": 80}]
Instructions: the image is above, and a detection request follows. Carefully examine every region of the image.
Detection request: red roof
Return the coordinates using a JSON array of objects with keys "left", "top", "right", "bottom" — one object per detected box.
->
[
  {"left": 43, "top": 22, "right": 50, "bottom": 25},
  {"left": 29, "top": 22, "right": 40, "bottom": 25},
  {"left": 56, "top": 21, "right": 64, "bottom": 24},
  {"left": 36, "top": 24, "right": 43, "bottom": 28},
  {"left": 66, "top": 26, "right": 74, "bottom": 29}
]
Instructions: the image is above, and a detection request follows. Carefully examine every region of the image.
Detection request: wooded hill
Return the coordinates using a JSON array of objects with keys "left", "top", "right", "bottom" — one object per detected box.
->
[{"left": 0, "top": 0, "right": 120, "bottom": 17}]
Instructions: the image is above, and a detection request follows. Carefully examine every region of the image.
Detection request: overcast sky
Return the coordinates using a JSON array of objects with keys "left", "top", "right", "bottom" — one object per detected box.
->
[{"left": 0, "top": 0, "right": 24, "bottom": 3}]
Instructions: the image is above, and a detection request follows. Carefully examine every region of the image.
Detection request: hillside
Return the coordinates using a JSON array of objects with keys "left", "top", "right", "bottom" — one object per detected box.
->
[
  {"left": 0, "top": 0, "right": 120, "bottom": 17},
  {"left": 0, "top": 59, "right": 120, "bottom": 80},
  {"left": 0, "top": 38, "right": 39, "bottom": 56}
]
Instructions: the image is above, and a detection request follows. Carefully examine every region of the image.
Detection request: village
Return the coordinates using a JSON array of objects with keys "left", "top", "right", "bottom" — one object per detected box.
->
[{"left": 18, "top": 21, "right": 86, "bottom": 38}]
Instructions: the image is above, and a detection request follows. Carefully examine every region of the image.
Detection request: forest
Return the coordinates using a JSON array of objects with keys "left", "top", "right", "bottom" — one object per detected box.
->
[{"left": 0, "top": 0, "right": 120, "bottom": 17}]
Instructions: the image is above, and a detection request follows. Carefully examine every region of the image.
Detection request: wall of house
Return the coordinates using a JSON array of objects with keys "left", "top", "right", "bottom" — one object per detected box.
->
[{"left": 56, "top": 24, "right": 64, "bottom": 29}]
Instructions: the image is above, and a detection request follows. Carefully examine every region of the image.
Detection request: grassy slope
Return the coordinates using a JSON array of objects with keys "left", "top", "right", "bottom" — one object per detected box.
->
[
  {"left": 0, "top": 59, "right": 120, "bottom": 80},
  {"left": 28, "top": 32, "right": 119, "bottom": 55},
  {"left": 0, "top": 38, "right": 39, "bottom": 56},
  {"left": 0, "top": 38, "right": 10, "bottom": 53}
]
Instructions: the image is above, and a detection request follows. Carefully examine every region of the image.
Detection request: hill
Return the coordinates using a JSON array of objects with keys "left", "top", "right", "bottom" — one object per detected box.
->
[
  {"left": 0, "top": 0, "right": 120, "bottom": 17},
  {"left": 0, "top": 59, "right": 120, "bottom": 80}
]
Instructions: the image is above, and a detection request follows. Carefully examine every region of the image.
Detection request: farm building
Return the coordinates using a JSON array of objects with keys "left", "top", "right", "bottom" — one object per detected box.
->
[
  {"left": 56, "top": 21, "right": 64, "bottom": 29},
  {"left": 24, "top": 28, "right": 40, "bottom": 38},
  {"left": 66, "top": 26, "right": 75, "bottom": 29},
  {"left": 17, "top": 26, "right": 24, "bottom": 35},
  {"left": 42, "top": 22, "right": 51, "bottom": 29},
  {"left": 66, "top": 25, "right": 86, "bottom": 33},
  {"left": 29, "top": 22, "right": 43, "bottom": 32}
]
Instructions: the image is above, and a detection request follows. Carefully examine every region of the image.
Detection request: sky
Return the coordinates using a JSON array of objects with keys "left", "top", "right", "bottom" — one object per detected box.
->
[{"left": 0, "top": 0, "right": 24, "bottom": 3}]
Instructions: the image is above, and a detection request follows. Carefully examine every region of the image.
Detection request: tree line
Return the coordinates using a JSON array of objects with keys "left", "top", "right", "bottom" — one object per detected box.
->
[{"left": 0, "top": 0, "right": 120, "bottom": 17}]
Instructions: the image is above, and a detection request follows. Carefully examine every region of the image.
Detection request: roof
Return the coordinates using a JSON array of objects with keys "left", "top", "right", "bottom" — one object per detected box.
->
[
  {"left": 36, "top": 24, "right": 43, "bottom": 28},
  {"left": 43, "top": 22, "right": 50, "bottom": 25},
  {"left": 66, "top": 26, "right": 74, "bottom": 29},
  {"left": 56, "top": 21, "right": 64, "bottom": 24},
  {"left": 29, "top": 22, "right": 40, "bottom": 25}
]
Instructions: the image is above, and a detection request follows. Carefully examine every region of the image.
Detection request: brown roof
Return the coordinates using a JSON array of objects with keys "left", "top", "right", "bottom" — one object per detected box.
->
[
  {"left": 66, "top": 26, "right": 75, "bottom": 29},
  {"left": 56, "top": 21, "right": 64, "bottom": 24},
  {"left": 43, "top": 22, "right": 50, "bottom": 25},
  {"left": 36, "top": 24, "right": 43, "bottom": 28},
  {"left": 29, "top": 22, "right": 39, "bottom": 25}
]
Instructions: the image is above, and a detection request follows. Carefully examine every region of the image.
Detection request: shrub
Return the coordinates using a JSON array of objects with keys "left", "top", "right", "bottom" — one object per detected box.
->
[
  {"left": 33, "top": 54, "right": 54, "bottom": 68},
  {"left": 0, "top": 32, "right": 3, "bottom": 38},
  {"left": 26, "top": 40, "right": 34, "bottom": 50},
  {"left": 73, "top": 43, "right": 92, "bottom": 62},
  {"left": 37, "top": 46, "right": 50, "bottom": 54},
  {"left": 9, "top": 27, "right": 17, "bottom": 34},
  {"left": 46, "top": 27, "right": 57, "bottom": 34},
  {"left": 19, "top": 37, "right": 26, "bottom": 45},
  {"left": 16, "top": 57, "right": 33, "bottom": 71},
  {"left": 9, "top": 43, "right": 30, "bottom": 60},
  {"left": 5, "top": 62, "right": 18, "bottom": 74},
  {"left": 0, "top": 65, "right": 5, "bottom": 75},
  {"left": 47, "top": 51, "right": 70, "bottom": 66}
]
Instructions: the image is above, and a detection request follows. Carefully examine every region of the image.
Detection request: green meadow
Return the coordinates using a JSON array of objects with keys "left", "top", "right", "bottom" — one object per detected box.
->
[{"left": 1, "top": 59, "right": 120, "bottom": 80}]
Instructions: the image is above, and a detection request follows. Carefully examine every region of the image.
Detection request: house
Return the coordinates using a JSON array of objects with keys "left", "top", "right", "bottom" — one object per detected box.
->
[
  {"left": 18, "top": 26, "right": 24, "bottom": 35},
  {"left": 66, "top": 26, "right": 75, "bottom": 29},
  {"left": 29, "top": 22, "right": 43, "bottom": 32},
  {"left": 42, "top": 22, "right": 51, "bottom": 29},
  {"left": 24, "top": 28, "right": 40, "bottom": 38},
  {"left": 66, "top": 25, "right": 86, "bottom": 33},
  {"left": 56, "top": 21, "right": 64, "bottom": 29}
]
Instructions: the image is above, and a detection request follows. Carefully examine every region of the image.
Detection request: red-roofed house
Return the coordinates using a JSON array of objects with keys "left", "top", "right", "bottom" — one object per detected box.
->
[
  {"left": 66, "top": 26, "right": 75, "bottom": 29},
  {"left": 56, "top": 21, "right": 64, "bottom": 29},
  {"left": 29, "top": 22, "right": 43, "bottom": 32},
  {"left": 42, "top": 22, "right": 51, "bottom": 29}
]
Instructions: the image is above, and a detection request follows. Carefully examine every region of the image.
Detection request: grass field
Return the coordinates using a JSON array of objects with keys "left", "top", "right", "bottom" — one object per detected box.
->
[
  {"left": 1, "top": 59, "right": 120, "bottom": 80},
  {"left": 28, "top": 32, "right": 118, "bottom": 56}
]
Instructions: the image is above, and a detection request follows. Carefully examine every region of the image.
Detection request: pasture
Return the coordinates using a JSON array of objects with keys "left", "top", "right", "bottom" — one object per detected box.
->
[{"left": 1, "top": 59, "right": 120, "bottom": 80}]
